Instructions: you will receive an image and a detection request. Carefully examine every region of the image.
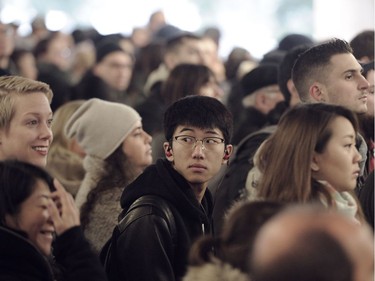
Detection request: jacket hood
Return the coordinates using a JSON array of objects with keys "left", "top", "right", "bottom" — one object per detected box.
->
[
  {"left": 183, "top": 259, "right": 250, "bottom": 281},
  {"left": 120, "top": 159, "right": 213, "bottom": 222}
]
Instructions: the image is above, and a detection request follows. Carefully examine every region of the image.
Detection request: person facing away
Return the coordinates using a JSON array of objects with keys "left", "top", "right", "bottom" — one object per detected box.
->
[
  {"left": 250, "top": 205, "right": 374, "bottom": 281},
  {"left": 255, "top": 103, "right": 364, "bottom": 223},
  {"left": 182, "top": 201, "right": 285, "bottom": 281},
  {"left": 0, "top": 160, "right": 108, "bottom": 281},
  {"left": 291, "top": 38, "right": 369, "bottom": 182},
  {"left": 46, "top": 100, "right": 86, "bottom": 198},
  {"left": 0, "top": 75, "right": 53, "bottom": 167},
  {"left": 105, "top": 95, "right": 234, "bottom": 281},
  {"left": 64, "top": 98, "right": 152, "bottom": 253}
]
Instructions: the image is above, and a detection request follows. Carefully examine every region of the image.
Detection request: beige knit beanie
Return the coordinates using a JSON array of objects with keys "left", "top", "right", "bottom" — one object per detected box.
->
[{"left": 65, "top": 98, "right": 141, "bottom": 160}]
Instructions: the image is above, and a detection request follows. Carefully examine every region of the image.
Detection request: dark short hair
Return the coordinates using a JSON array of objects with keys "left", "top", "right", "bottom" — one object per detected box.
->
[
  {"left": 292, "top": 38, "right": 353, "bottom": 102},
  {"left": 278, "top": 44, "right": 312, "bottom": 104},
  {"left": 163, "top": 95, "right": 233, "bottom": 144},
  {"left": 350, "top": 30, "right": 374, "bottom": 61},
  {"left": 0, "top": 160, "right": 55, "bottom": 225}
]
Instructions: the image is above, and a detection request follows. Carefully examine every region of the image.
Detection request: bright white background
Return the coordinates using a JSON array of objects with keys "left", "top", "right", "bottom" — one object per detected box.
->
[{"left": 0, "top": 0, "right": 373, "bottom": 59}]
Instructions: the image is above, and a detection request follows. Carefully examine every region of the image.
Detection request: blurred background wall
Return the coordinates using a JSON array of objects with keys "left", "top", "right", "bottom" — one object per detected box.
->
[{"left": 0, "top": 0, "right": 373, "bottom": 59}]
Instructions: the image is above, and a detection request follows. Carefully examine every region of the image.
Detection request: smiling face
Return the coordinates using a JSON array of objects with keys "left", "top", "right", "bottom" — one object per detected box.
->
[
  {"left": 122, "top": 120, "right": 153, "bottom": 174},
  {"left": 312, "top": 116, "right": 362, "bottom": 192},
  {"left": 0, "top": 93, "right": 53, "bottom": 167},
  {"left": 164, "top": 125, "right": 232, "bottom": 191},
  {"left": 320, "top": 53, "right": 369, "bottom": 114},
  {"left": 5, "top": 180, "right": 55, "bottom": 256}
]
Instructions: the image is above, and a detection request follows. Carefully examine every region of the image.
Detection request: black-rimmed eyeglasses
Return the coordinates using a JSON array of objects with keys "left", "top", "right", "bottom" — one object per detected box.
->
[{"left": 173, "top": 135, "right": 224, "bottom": 150}]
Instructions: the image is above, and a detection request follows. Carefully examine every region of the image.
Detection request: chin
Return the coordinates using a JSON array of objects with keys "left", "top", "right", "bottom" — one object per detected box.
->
[{"left": 39, "top": 245, "right": 52, "bottom": 257}]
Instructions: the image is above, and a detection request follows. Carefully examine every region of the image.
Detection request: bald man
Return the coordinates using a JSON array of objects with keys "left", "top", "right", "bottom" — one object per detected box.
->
[{"left": 250, "top": 205, "right": 374, "bottom": 281}]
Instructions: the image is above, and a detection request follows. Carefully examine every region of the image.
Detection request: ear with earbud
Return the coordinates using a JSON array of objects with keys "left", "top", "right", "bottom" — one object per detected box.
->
[
  {"left": 223, "top": 149, "right": 230, "bottom": 160},
  {"left": 165, "top": 145, "right": 173, "bottom": 157}
]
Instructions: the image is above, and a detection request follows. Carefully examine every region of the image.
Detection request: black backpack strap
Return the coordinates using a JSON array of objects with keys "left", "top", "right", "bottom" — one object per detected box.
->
[{"left": 100, "top": 195, "right": 176, "bottom": 280}]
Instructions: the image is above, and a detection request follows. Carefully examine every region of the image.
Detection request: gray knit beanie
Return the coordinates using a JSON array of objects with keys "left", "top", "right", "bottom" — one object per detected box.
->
[{"left": 65, "top": 98, "right": 141, "bottom": 159}]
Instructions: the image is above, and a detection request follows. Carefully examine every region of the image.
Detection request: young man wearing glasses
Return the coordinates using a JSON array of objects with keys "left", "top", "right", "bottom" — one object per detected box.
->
[{"left": 103, "top": 95, "right": 233, "bottom": 281}]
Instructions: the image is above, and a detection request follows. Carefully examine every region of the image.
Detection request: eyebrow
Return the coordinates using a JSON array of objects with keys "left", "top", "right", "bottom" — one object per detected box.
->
[
  {"left": 343, "top": 134, "right": 355, "bottom": 140},
  {"left": 343, "top": 65, "right": 363, "bottom": 75},
  {"left": 178, "top": 127, "right": 221, "bottom": 136},
  {"left": 23, "top": 112, "right": 53, "bottom": 118}
]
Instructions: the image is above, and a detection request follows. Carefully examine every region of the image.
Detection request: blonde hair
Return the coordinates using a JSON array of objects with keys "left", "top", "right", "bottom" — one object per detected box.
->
[
  {"left": 49, "top": 100, "right": 85, "bottom": 153},
  {"left": 0, "top": 76, "right": 53, "bottom": 130}
]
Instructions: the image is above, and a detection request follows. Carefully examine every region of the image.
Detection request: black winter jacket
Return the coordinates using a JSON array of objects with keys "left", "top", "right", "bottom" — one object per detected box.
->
[
  {"left": 0, "top": 225, "right": 107, "bottom": 281},
  {"left": 112, "top": 159, "right": 213, "bottom": 281}
]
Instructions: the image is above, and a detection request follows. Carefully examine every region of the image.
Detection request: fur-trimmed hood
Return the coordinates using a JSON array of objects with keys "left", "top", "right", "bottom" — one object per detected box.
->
[{"left": 183, "top": 259, "right": 250, "bottom": 281}]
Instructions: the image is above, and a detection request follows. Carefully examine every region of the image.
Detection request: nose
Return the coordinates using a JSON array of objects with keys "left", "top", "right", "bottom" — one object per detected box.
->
[
  {"left": 192, "top": 140, "right": 205, "bottom": 158},
  {"left": 144, "top": 131, "right": 152, "bottom": 144},
  {"left": 359, "top": 74, "right": 370, "bottom": 90},
  {"left": 354, "top": 147, "right": 362, "bottom": 163},
  {"left": 40, "top": 123, "right": 53, "bottom": 141}
]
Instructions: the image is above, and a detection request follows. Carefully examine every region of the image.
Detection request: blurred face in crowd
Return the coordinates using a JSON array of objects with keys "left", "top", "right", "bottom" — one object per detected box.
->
[
  {"left": 44, "top": 33, "right": 74, "bottom": 71},
  {"left": 94, "top": 51, "right": 134, "bottom": 92},
  {"left": 166, "top": 38, "right": 205, "bottom": 70},
  {"left": 199, "top": 76, "right": 223, "bottom": 101},
  {"left": 16, "top": 52, "right": 38, "bottom": 80}
]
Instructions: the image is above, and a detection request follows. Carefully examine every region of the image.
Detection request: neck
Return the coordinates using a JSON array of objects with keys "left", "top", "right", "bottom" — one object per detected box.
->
[
  {"left": 189, "top": 183, "right": 207, "bottom": 203},
  {"left": 0, "top": 56, "right": 9, "bottom": 69}
]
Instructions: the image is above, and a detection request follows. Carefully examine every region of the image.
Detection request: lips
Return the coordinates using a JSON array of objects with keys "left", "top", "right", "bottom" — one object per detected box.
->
[
  {"left": 39, "top": 229, "right": 54, "bottom": 241},
  {"left": 32, "top": 146, "right": 49, "bottom": 154},
  {"left": 189, "top": 164, "right": 207, "bottom": 172}
]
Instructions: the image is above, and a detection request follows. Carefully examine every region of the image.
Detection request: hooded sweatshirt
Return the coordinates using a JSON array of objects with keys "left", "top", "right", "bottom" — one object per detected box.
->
[{"left": 113, "top": 158, "right": 213, "bottom": 281}]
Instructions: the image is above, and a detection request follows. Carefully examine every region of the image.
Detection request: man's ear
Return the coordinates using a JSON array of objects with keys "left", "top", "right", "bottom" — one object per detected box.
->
[
  {"left": 163, "top": 142, "right": 174, "bottom": 161},
  {"left": 309, "top": 82, "right": 327, "bottom": 102},
  {"left": 311, "top": 152, "right": 320, "bottom": 172},
  {"left": 222, "top": 145, "right": 233, "bottom": 164}
]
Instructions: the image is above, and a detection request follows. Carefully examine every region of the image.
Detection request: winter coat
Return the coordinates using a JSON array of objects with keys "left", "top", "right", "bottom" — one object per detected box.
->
[
  {"left": 232, "top": 107, "right": 268, "bottom": 145},
  {"left": 0, "top": 225, "right": 107, "bottom": 281},
  {"left": 110, "top": 158, "right": 213, "bottom": 281},
  {"left": 84, "top": 186, "right": 124, "bottom": 253}
]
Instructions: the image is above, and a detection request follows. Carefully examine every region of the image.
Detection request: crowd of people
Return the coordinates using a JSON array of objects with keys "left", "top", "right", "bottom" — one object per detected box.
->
[{"left": 0, "top": 9, "right": 373, "bottom": 281}]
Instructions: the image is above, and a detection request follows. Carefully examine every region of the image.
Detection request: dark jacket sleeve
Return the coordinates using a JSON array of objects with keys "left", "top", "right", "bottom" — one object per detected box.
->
[
  {"left": 53, "top": 226, "right": 108, "bottom": 281},
  {"left": 116, "top": 212, "right": 175, "bottom": 281}
]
